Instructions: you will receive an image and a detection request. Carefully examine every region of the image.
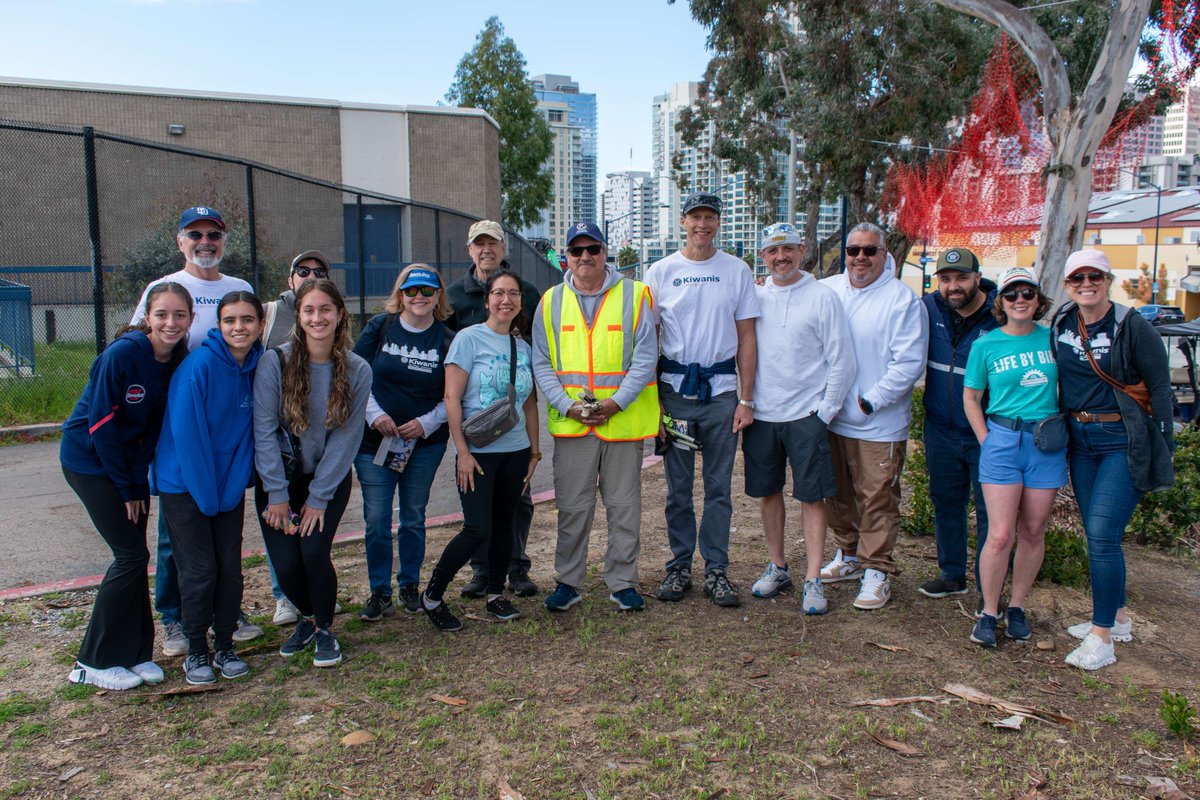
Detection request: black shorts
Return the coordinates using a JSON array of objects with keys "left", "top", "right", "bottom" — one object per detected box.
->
[{"left": 742, "top": 414, "right": 837, "bottom": 502}]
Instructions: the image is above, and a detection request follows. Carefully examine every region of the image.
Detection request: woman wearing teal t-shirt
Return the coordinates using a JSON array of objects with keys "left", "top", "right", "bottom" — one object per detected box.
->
[{"left": 963, "top": 267, "right": 1066, "bottom": 649}]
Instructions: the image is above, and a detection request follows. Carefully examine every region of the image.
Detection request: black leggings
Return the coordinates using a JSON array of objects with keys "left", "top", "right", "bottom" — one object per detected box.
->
[
  {"left": 426, "top": 448, "right": 530, "bottom": 601},
  {"left": 160, "top": 492, "right": 244, "bottom": 654},
  {"left": 63, "top": 467, "right": 154, "bottom": 669},
  {"left": 254, "top": 472, "right": 352, "bottom": 629}
]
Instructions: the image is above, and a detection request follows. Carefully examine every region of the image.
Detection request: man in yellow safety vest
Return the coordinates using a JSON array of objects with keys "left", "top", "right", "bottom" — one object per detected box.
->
[{"left": 531, "top": 222, "right": 659, "bottom": 613}]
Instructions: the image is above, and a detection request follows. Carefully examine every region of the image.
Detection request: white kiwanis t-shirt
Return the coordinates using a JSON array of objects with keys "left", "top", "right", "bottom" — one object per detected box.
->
[
  {"left": 130, "top": 269, "right": 254, "bottom": 352},
  {"left": 644, "top": 249, "right": 760, "bottom": 398}
]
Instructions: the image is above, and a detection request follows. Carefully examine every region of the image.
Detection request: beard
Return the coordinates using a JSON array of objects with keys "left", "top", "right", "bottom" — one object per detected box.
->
[
  {"left": 947, "top": 283, "right": 979, "bottom": 310},
  {"left": 193, "top": 253, "right": 223, "bottom": 270}
]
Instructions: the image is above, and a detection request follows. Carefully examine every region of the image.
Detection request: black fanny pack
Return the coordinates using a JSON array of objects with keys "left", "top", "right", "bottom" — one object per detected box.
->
[{"left": 990, "top": 413, "right": 1067, "bottom": 453}]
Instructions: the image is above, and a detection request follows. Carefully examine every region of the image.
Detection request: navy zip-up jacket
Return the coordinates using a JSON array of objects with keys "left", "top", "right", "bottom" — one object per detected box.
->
[
  {"left": 155, "top": 328, "right": 263, "bottom": 516},
  {"left": 922, "top": 278, "right": 998, "bottom": 432},
  {"left": 60, "top": 331, "right": 173, "bottom": 502}
]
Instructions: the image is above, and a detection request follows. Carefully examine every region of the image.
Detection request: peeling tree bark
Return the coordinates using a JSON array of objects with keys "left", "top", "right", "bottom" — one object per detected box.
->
[{"left": 931, "top": 0, "right": 1151, "bottom": 305}]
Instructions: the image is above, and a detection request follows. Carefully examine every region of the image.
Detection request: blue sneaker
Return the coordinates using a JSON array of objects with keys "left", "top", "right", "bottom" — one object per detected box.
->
[
  {"left": 544, "top": 583, "right": 581, "bottom": 612},
  {"left": 609, "top": 588, "right": 645, "bottom": 611},
  {"left": 970, "top": 613, "right": 999, "bottom": 648},
  {"left": 1005, "top": 607, "right": 1031, "bottom": 641}
]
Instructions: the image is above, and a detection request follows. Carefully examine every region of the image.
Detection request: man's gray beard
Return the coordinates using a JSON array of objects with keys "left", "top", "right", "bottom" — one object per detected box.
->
[
  {"left": 193, "top": 254, "right": 222, "bottom": 270},
  {"left": 949, "top": 285, "right": 979, "bottom": 310}
]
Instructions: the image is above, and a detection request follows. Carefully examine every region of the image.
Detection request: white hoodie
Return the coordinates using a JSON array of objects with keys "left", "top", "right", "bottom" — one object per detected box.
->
[
  {"left": 752, "top": 272, "right": 855, "bottom": 424},
  {"left": 820, "top": 260, "right": 928, "bottom": 442}
]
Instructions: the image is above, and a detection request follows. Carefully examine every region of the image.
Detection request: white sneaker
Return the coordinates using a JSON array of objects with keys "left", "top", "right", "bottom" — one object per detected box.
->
[
  {"left": 751, "top": 562, "right": 793, "bottom": 598},
  {"left": 69, "top": 662, "right": 143, "bottom": 691},
  {"left": 1065, "top": 633, "right": 1117, "bottom": 671},
  {"left": 853, "top": 568, "right": 891, "bottom": 610},
  {"left": 819, "top": 549, "right": 863, "bottom": 583},
  {"left": 274, "top": 597, "right": 300, "bottom": 626},
  {"left": 130, "top": 661, "right": 164, "bottom": 684},
  {"left": 801, "top": 579, "right": 828, "bottom": 615},
  {"left": 1067, "top": 618, "right": 1132, "bottom": 642}
]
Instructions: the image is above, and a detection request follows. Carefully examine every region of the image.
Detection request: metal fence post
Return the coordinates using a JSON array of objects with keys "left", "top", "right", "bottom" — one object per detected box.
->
[
  {"left": 434, "top": 209, "right": 443, "bottom": 270},
  {"left": 356, "top": 194, "right": 366, "bottom": 327},
  {"left": 83, "top": 126, "right": 106, "bottom": 354},
  {"left": 245, "top": 165, "right": 260, "bottom": 290}
]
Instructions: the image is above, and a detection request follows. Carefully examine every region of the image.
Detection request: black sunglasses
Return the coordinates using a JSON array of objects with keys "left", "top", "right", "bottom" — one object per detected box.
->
[
  {"left": 845, "top": 245, "right": 880, "bottom": 257},
  {"left": 403, "top": 286, "right": 438, "bottom": 297},
  {"left": 1066, "top": 271, "right": 1106, "bottom": 286},
  {"left": 292, "top": 266, "right": 329, "bottom": 279},
  {"left": 184, "top": 230, "right": 224, "bottom": 241},
  {"left": 1002, "top": 287, "right": 1038, "bottom": 302},
  {"left": 568, "top": 244, "right": 604, "bottom": 257}
]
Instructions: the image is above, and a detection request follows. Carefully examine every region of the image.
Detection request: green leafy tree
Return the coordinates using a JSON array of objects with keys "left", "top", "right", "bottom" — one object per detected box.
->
[
  {"left": 447, "top": 17, "right": 554, "bottom": 230},
  {"left": 676, "top": 0, "right": 994, "bottom": 274},
  {"left": 616, "top": 246, "right": 639, "bottom": 268}
]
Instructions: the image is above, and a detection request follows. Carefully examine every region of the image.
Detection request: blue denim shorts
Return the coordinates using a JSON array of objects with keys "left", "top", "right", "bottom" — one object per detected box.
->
[{"left": 978, "top": 420, "right": 1068, "bottom": 489}]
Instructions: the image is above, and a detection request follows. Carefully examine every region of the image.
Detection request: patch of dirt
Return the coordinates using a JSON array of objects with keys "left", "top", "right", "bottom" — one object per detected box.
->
[{"left": 1, "top": 453, "right": 1198, "bottom": 799}]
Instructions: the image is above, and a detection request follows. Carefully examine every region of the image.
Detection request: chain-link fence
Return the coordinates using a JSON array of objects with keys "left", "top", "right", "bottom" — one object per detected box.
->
[{"left": 0, "top": 119, "right": 562, "bottom": 426}]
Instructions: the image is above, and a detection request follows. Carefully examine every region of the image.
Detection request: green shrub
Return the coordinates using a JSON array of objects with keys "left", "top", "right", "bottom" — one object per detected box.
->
[
  {"left": 901, "top": 389, "right": 935, "bottom": 537},
  {"left": 1128, "top": 425, "right": 1200, "bottom": 550},
  {"left": 1039, "top": 525, "right": 1090, "bottom": 588},
  {"left": 1161, "top": 690, "right": 1197, "bottom": 739}
]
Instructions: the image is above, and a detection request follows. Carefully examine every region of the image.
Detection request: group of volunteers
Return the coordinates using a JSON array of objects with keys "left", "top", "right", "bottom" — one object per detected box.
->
[{"left": 59, "top": 190, "right": 1175, "bottom": 692}]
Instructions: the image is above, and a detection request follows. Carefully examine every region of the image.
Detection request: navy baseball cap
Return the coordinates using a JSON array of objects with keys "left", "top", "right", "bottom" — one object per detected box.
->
[
  {"left": 178, "top": 206, "right": 225, "bottom": 230},
  {"left": 400, "top": 268, "right": 440, "bottom": 290},
  {"left": 682, "top": 192, "right": 721, "bottom": 215},
  {"left": 566, "top": 222, "right": 606, "bottom": 248}
]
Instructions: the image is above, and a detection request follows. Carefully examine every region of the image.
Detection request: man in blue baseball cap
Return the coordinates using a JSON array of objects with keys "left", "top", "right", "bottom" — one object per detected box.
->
[
  {"left": 532, "top": 222, "right": 659, "bottom": 613},
  {"left": 130, "top": 206, "right": 259, "bottom": 656}
]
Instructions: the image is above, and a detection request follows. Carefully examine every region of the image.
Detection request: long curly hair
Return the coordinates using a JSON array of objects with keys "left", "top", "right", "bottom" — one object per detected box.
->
[{"left": 281, "top": 279, "right": 354, "bottom": 434}]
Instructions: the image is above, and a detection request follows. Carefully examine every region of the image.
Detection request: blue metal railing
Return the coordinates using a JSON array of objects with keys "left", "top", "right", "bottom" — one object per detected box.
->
[{"left": 0, "top": 280, "right": 35, "bottom": 374}]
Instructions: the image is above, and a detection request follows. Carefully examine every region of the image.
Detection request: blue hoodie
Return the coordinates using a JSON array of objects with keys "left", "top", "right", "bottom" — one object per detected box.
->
[
  {"left": 60, "top": 330, "right": 173, "bottom": 502},
  {"left": 155, "top": 328, "right": 263, "bottom": 516}
]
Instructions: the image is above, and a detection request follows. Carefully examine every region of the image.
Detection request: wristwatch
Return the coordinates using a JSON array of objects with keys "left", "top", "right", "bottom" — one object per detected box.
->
[
  {"left": 738, "top": 399, "right": 756, "bottom": 410},
  {"left": 530, "top": 452, "right": 543, "bottom": 460}
]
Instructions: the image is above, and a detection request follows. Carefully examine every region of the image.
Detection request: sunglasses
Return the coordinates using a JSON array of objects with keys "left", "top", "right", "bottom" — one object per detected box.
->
[
  {"left": 183, "top": 230, "right": 225, "bottom": 241},
  {"left": 845, "top": 245, "right": 880, "bottom": 257},
  {"left": 292, "top": 266, "right": 328, "bottom": 279},
  {"left": 403, "top": 286, "right": 438, "bottom": 297},
  {"left": 568, "top": 244, "right": 604, "bottom": 257},
  {"left": 1002, "top": 287, "right": 1038, "bottom": 302},
  {"left": 1067, "top": 271, "right": 1107, "bottom": 286}
]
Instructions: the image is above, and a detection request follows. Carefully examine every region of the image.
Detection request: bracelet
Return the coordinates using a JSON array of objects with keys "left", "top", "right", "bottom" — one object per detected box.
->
[{"left": 530, "top": 452, "right": 543, "bottom": 460}]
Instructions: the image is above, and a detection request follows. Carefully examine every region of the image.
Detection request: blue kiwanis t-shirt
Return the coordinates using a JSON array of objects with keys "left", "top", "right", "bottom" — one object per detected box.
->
[
  {"left": 446, "top": 323, "right": 534, "bottom": 454},
  {"left": 1055, "top": 306, "right": 1121, "bottom": 415},
  {"left": 965, "top": 326, "right": 1059, "bottom": 421}
]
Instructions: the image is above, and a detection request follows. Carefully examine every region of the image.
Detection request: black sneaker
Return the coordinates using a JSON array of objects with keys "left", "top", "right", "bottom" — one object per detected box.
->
[
  {"left": 280, "top": 618, "right": 317, "bottom": 657},
  {"left": 657, "top": 567, "right": 692, "bottom": 602},
  {"left": 359, "top": 589, "right": 394, "bottom": 622},
  {"left": 507, "top": 569, "right": 539, "bottom": 597},
  {"left": 212, "top": 649, "right": 249, "bottom": 679},
  {"left": 398, "top": 584, "right": 421, "bottom": 614},
  {"left": 703, "top": 570, "right": 740, "bottom": 608},
  {"left": 422, "top": 593, "right": 463, "bottom": 632},
  {"left": 460, "top": 574, "right": 488, "bottom": 599},
  {"left": 917, "top": 578, "right": 968, "bottom": 598},
  {"left": 970, "top": 613, "right": 999, "bottom": 648},
  {"left": 486, "top": 596, "right": 521, "bottom": 621},
  {"left": 1005, "top": 607, "right": 1031, "bottom": 641},
  {"left": 313, "top": 629, "right": 342, "bottom": 668}
]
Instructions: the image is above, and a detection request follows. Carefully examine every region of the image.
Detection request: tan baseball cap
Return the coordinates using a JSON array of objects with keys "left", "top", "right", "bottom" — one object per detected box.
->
[{"left": 467, "top": 220, "right": 504, "bottom": 245}]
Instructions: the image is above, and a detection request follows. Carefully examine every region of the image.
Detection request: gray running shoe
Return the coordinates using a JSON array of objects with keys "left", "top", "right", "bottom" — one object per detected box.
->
[
  {"left": 657, "top": 567, "right": 692, "bottom": 602},
  {"left": 184, "top": 652, "right": 217, "bottom": 685},
  {"left": 801, "top": 579, "right": 828, "bottom": 615},
  {"left": 232, "top": 612, "right": 263, "bottom": 642},
  {"left": 703, "top": 570, "right": 740, "bottom": 608},
  {"left": 161, "top": 622, "right": 188, "bottom": 657},
  {"left": 212, "top": 649, "right": 250, "bottom": 679},
  {"left": 279, "top": 618, "right": 317, "bottom": 657},
  {"left": 313, "top": 629, "right": 342, "bottom": 668}
]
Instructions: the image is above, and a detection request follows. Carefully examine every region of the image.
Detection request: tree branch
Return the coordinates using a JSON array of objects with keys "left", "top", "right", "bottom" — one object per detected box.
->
[{"left": 1074, "top": 0, "right": 1154, "bottom": 153}]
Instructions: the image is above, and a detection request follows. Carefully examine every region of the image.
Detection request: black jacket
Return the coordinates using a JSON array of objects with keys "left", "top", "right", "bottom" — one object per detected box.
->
[
  {"left": 1051, "top": 301, "right": 1174, "bottom": 493},
  {"left": 445, "top": 261, "right": 543, "bottom": 342}
]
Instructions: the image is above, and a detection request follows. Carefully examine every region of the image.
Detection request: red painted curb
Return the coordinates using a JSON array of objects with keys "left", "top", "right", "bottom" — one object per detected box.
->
[{"left": 0, "top": 454, "right": 663, "bottom": 602}]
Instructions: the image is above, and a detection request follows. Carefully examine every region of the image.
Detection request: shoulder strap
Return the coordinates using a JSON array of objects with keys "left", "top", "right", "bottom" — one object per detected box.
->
[
  {"left": 374, "top": 314, "right": 397, "bottom": 363},
  {"left": 507, "top": 332, "right": 518, "bottom": 400},
  {"left": 1076, "top": 311, "right": 1130, "bottom": 392}
]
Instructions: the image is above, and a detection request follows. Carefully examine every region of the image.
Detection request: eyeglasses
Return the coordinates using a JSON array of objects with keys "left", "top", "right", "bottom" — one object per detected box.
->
[
  {"left": 1066, "top": 271, "right": 1107, "bottom": 286},
  {"left": 403, "top": 286, "right": 438, "bottom": 297},
  {"left": 845, "top": 245, "right": 880, "bottom": 257},
  {"left": 292, "top": 266, "right": 328, "bottom": 279},
  {"left": 183, "top": 230, "right": 225, "bottom": 242},
  {"left": 1001, "top": 287, "right": 1038, "bottom": 302},
  {"left": 567, "top": 244, "right": 604, "bottom": 257},
  {"left": 488, "top": 289, "right": 522, "bottom": 299}
]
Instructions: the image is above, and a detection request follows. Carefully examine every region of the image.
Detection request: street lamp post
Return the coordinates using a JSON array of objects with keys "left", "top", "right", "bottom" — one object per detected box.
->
[{"left": 1117, "top": 167, "right": 1163, "bottom": 298}]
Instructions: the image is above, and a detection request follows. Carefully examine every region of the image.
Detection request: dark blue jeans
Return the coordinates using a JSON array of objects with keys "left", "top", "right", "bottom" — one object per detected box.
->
[
  {"left": 1068, "top": 419, "right": 1142, "bottom": 629},
  {"left": 924, "top": 424, "right": 989, "bottom": 589},
  {"left": 354, "top": 443, "right": 447, "bottom": 594}
]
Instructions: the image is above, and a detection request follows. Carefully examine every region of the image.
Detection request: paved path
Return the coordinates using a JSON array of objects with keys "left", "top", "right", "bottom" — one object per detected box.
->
[{"left": 0, "top": 416, "right": 557, "bottom": 591}]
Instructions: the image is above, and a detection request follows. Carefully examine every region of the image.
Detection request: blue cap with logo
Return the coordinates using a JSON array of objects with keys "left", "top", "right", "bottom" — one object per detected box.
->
[
  {"left": 759, "top": 222, "right": 802, "bottom": 250},
  {"left": 178, "top": 206, "right": 225, "bottom": 230},
  {"left": 400, "top": 268, "right": 440, "bottom": 290},
  {"left": 565, "top": 222, "right": 606, "bottom": 248}
]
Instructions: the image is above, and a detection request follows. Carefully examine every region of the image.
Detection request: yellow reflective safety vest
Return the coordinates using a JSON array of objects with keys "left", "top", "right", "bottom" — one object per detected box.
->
[{"left": 541, "top": 278, "right": 659, "bottom": 441}]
